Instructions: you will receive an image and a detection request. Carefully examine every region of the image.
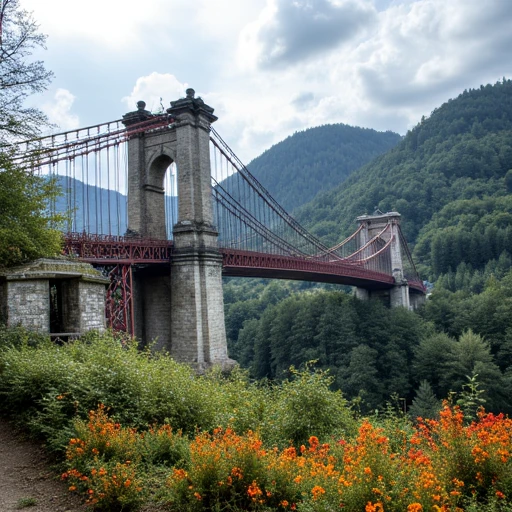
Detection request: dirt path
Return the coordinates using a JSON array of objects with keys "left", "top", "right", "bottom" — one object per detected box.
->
[{"left": 0, "top": 418, "right": 86, "bottom": 512}]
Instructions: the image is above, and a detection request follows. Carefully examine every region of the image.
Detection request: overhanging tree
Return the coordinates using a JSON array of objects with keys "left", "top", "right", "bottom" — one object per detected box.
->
[
  {"left": 0, "top": 0, "right": 53, "bottom": 144},
  {"left": 0, "top": 152, "right": 62, "bottom": 267},
  {"left": 0, "top": 1, "right": 61, "bottom": 266}
]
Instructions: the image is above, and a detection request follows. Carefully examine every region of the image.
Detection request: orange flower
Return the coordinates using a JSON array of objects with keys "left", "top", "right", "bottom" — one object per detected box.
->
[
  {"left": 407, "top": 504, "right": 423, "bottom": 512},
  {"left": 309, "top": 436, "right": 319, "bottom": 450},
  {"left": 231, "top": 466, "right": 243, "bottom": 480},
  {"left": 365, "top": 501, "right": 384, "bottom": 512},
  {"left": 311, "top": 485, "right": 325, "bottom": 500},
  {"left": 247, "top": 481, "right": 262, "bottom": 500}
]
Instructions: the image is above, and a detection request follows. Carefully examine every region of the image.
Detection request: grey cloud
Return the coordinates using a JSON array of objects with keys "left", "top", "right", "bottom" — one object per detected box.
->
[
  {"left": 291, "top": 91, "right": 316, "bottom": 108},
  {"left": 256, "top": 0, "right": 376, "bottom": 69},
  {"left": 358, "top": 1, "right": 512, "bottom": 112}
]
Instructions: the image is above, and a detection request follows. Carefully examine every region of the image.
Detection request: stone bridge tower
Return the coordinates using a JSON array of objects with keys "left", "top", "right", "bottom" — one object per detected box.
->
[
  {"left": 354, "top": 211, "right": 419, "bottom": 309},
  {"left": 122, "top": 89, "right": 233, "bottom": 370}
]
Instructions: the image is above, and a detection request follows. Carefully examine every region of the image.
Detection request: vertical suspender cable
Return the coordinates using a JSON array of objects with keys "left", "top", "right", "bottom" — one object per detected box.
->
[
  {"left": 115, "top": 143, "right": 120, "bottom": 236},
  {"left": 124, "top": 142, "right": 128, "bottom": 235},
  {"left": 85, "top": 142, "right": 90, "bottom": 233},
  {"left": 94, "top": 145, "right": 99, "bottom": 234},
  {"left": 107, "top": 145, "right": 111, "bottom": 235}
]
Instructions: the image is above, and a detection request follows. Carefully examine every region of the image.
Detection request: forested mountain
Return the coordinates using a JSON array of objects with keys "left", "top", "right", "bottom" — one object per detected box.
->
[
  {"left": 224, "top": 79, "right": 512, "bottom": 416},
  {"left": 295, "top": 79, "right": 512, "bottom": 279},
  {"left": 54, "top": 176, "right": 127, "bottom": 235},
  {"left": 245, "top": 124, "right": 401, "bottom": 212}
]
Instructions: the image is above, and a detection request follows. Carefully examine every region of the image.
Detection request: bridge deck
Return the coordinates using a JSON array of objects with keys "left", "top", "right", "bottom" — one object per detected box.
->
[{"left": 64, "top": 234, "right": 425, "bottom": 292}]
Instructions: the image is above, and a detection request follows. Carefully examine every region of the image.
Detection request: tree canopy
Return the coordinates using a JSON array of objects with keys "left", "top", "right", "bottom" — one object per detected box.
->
[
  {"left": 0, "top": 0, "right": 53, "bottom": 144},
  {"left": 0, "top": 1, "right": 61, "bottom": 266},
  {"left": 0, "top": 152, "right": 62, "bottom": 267}
]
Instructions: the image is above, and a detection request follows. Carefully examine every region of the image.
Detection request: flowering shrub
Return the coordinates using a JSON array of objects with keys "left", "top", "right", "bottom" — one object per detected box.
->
[
  {"left": 62, "top": 462, "right": 141, "bottom": 511},
  {"left": 63, "top": 404, "right": 188, "bottom": 511},
  {"left": 167, "top": 427, "right": 300, "bottom": 511},
  {"left": 59, "top": 402, "right": 512, "bottom": 511},
  {"left": 165, "top": 404, "right": 512, "bottom": 511},
  {"left": 3, "top": 330, "right": 512, "bottom": 511}
]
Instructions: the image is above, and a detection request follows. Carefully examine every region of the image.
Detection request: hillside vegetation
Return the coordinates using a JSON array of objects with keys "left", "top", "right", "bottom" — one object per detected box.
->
[
  {"left": 2, "top": 329, "right": 512, "bottom": 511},
  {"left": 224, "top": 79, "right": 512, "bottom": 420},
  {"left": 246, "top": 124, "right": 401, "bottom": 212},
  {"left": 295, "top": 79, "right": 512, "bottom": 280}
]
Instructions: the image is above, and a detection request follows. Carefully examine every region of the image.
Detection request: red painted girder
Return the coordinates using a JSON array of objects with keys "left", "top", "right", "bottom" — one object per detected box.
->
[
  {"left": 221, "top": 248, "right": 395, "bottom": 285},
  {"left": 63, "top": 235, "right": 426, "bottom": 291},
  {"left": 407, "top": 280, "right": 428, "bottom": 293},
  {"left": 63, "top": 233, "right": 172, "bottom": 265}
]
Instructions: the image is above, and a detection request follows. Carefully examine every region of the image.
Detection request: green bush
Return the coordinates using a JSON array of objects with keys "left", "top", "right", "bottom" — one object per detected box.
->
[
  {"left": 0, "top": 329, "right": 355, "bottom": 454},
  {"left": 0, "top": 324, "right": 50, "bottom": 350},
  {"left": 260, "top": 364, "right": 356, "bottom": 447}
]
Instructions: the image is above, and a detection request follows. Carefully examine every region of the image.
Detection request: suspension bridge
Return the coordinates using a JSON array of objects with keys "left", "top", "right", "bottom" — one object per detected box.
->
[{"left": 13, "top": 89, "right": 425, "bottom": 368}]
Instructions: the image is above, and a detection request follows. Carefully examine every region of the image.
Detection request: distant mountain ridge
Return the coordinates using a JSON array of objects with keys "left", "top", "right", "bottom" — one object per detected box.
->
[{"left": 246, "top": 124, "right": 401, "bottom": 213}]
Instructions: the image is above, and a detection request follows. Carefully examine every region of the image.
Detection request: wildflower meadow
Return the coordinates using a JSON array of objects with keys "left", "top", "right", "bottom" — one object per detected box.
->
[{"left": 1, "top": 328, "right": 512, "bottom": 511}]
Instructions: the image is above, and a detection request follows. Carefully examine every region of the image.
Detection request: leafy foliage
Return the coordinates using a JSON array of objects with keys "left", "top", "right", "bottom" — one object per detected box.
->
[
  {"left": 0, "top": 329, "right": 352, "bottom": 451},
  {"left": 0, "top": 0, "right": 53, "bottom": 143},
  {"left": 0, "top": 152, "right": 63, "bottom": 267}
]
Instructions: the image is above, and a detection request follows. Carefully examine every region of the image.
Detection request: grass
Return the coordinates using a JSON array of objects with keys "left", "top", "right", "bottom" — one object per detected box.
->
[{"left": 15, "top": 497, "right": 37, "bottom": 509}]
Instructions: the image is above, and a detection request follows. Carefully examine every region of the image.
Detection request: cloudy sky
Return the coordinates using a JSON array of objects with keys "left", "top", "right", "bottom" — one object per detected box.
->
[{"left": 24, "top": 0, "right": 512, "bottom": 164}]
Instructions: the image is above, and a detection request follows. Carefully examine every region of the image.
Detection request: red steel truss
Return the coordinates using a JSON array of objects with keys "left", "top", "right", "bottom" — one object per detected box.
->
[
  {"left": 63, "top": 234, "right": 424, "bottom": 333},
  {"left": 221, "top": 248, "right": 395, "bottom": 287},
  {"left": 105, "top": 264, "right": 134, "bottom": 334},
  {"left": 64, "top": 233, "right": 173, "bottom": 264}
]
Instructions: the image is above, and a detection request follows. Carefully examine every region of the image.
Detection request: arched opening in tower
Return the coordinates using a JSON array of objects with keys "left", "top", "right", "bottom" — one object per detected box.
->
[{"left": 164, "top": 162, "right": 178, "bottom": 240}]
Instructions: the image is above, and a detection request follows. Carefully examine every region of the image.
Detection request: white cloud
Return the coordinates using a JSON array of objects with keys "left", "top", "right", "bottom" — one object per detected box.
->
[
  {"left": 22, "top": 0, "right": 192, "bottom": 51},
  {"left": 41, "top": 89, "right": 80, "bottom": 131},
  {"left": 21, "top": 0, "right": 512, "bottom": 164},
  {"left": 230, "top": 0, "right": 512, "bottom": 162},
  {"left": 122, "top": 73, "right": 189, "bottom": 113}
]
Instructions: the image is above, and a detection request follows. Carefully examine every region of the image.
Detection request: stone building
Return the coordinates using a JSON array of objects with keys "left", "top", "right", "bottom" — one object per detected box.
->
[{"left": 0, "top": 258, "right": 108, "bottom": 337}]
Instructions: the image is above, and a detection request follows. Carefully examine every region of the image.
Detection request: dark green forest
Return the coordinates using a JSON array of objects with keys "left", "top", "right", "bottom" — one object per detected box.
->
[
  {"left": 246, "top": 124, "right": 401, "bottom": 213},
  {"left": 224, "top": 79, "right": 512, "bottom": 417}
]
